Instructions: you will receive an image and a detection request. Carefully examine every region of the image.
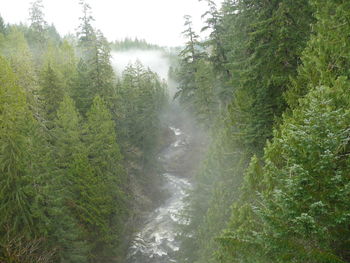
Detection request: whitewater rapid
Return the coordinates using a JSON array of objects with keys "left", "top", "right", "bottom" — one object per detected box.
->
[{"left": 127, "top": 127, "right": 191, "bottom": 263}]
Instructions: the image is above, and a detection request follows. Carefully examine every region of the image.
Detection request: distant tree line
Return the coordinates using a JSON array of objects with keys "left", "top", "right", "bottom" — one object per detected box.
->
[{"left": 110, "top": 37, "right": 162, "bottom": 51}]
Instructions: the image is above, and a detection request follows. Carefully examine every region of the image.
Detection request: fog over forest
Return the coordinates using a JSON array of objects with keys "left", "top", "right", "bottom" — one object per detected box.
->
[{"left": 112, "top": 50, "right": 170, "bottom": 80}]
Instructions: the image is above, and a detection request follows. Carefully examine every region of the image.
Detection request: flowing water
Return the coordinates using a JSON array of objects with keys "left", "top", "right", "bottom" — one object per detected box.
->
[{"left": 127, "top": 127, "right": 191, "bottom": 263}]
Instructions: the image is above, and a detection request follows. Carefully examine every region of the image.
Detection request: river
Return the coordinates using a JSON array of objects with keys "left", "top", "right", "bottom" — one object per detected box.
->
[{"left": 127, "top": 127, "right": 191, "bottom": 263}]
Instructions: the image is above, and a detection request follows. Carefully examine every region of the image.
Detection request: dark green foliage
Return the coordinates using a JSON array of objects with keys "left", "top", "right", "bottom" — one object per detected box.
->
[
  {"left": 262, "top": 84, "right": 350, "bottom": 262},
  {"left": 0, "top": 14, "right": 6, "bottom": 35},
  {"left": 56, "top": 40, "right": 77, "bottom": 94},
  {"left": 226, "top": 0, "right": 314, "bottom": 155},
  {"left": 220, "top": 83, "right": 350, "bottom": 263},
  {"left": 87, "top": 30, "right": 117, "bottom": 105},
  {"left": 1, "top": 28, "right": 38, "bottom": 106},
  {"left": 39, "top": 63, "right": 65, "bottom": 124},
  {"left": 49, "top": 95, "right": 91, "bottom": 262},
  {"left": 200, "top": 0, "right": 229, "bottom": 80},
  {"left": 0, "top": 56, "right": 52, "bottom": 262},
  {"left": 84, "top": 96, "right": 127, "bottom": 261},
  {"left": 286, "top": 0, "right": 350, "bottom": 108},
  {"left": 216, "top": 1, "right": 350, "bottom": 263},
  {"left": 192, "top": 61, "right": 219, "bottom": 125},
  {"left": 75, "top": 2, "right": 117, "bottom": 115},
  {"left": 72, "top": 59, "right": 92, "bottom": 115},
  {"left": 175, "top": 15, "right": 221, "bottom": 127},
  {"left": 115, "top": 62, "right": 168, "bottom": 168},
  {"left": 180, "top": 15, "right": 202, "bottom": 64},
  {"left": 77, "top": 0, "right": 95, "bottom": 52},
  {"left": 48, "top": 95, "right": 128, "bottom": 262}
]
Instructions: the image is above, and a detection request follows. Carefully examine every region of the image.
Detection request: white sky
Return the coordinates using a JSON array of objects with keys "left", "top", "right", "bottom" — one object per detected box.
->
[{"left": 0, "top": 0, "right": 222, "bottom": 47}]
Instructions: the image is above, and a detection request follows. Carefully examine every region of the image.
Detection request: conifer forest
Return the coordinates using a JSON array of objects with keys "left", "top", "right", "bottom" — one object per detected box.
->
[{"left": 1, "top": 0, "right": 350, "bottom": 262}]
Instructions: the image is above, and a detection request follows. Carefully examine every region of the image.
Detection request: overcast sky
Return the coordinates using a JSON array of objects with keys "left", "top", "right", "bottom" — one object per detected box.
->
[{"left": 0, "top": 0, "right": 223, "bottom": 47}]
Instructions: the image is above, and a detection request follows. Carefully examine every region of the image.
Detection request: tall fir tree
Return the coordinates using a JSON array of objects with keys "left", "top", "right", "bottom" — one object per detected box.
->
[
  {"left": 39, "top": 62, "right": 65, "bottom": 125},
  {"left": 0, "top": 14, "right": 6, "bottom": 35},
  {"left": 0, "top": 56, "right": 52, "bottom": 262},
  {"left": 48, "top": 95, "right": 89, "bottom": 262},
  {"left": 1, "top": 28, "right": 38, "bottom": 109},
  {"left": 227, "top": 0, "right": 313, "bottom": 154},
  {"left": 75, "top": 1, "right": 117, "bottom": 115},
  {"left": 27, "top": 0, "right": 48, "bottom": 65},
  {"left": 84, "top": 96, "right": 127, "bottom": 262}
]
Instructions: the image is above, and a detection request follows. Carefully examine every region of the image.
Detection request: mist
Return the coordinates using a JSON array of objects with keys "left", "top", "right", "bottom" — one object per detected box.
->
[
  {"left": 111, "top": 49, "right": 183, "bottom": 102},
  {"left": 112, "top": 49, "right": 170, "bottom": 80}
]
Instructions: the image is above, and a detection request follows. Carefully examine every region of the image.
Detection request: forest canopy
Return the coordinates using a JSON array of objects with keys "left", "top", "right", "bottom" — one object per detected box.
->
[{"left": 1, "top": 0, "right": 350, "bottom": 262}]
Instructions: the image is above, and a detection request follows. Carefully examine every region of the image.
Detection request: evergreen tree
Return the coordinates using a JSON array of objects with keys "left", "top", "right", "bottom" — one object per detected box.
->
[
  {"left": 0, "top": 56, "right": 51, "bottom": 262},
  {"left": 1, "top": 28, "right": 38, "bottom": 108},
  {"left": 175, "top": 15, "right": 220, "bottom": 127},
  {"left": 84, "top": 96, "right": 127, "bottom": 261},
  {"left": 58, "top": 40, "right": 77, "bottom": 94},
  {"left": 286, "top": 0, "right": 350, "bottom": 109},
  {"left": 77, "top": 0, "right": 95, "bottom": 58},
  {"left": 200, "top": 0, "right": 229, "bottom": 75},
  {"left": 72, "top": 59, "right": 92, "bottom": 115},
  {"left": 226, "top": 0, "right": 313, "bottom": 154},
  {"left": 75, "top": 1, "right": 117, "bottom": 115},
  {"left": 180, "top": 15, "right": 201, "bottom": 65},
  {"left": 193, "top": 61, "right": 219, "bottom": 126},
  {"left": 39, "top": 62, "right": 65, "bottom": 124},
  {"left": 0, "top": 14, "right": 6, "bottom": 35},
  {"left": 27, "top": 0, "right": 48, "bottom": 63},
  {"left": 48, "top": 95, "right": 89, "bottom": 262},
  {"left": 29, "top": 0, "right": 47, "bottom": 34},
  {"left": 200, "top": 0, "right": 232, "bottom": 105},
  {"left": 88, "top": 30, "right": 117, "bottom": 107}
]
